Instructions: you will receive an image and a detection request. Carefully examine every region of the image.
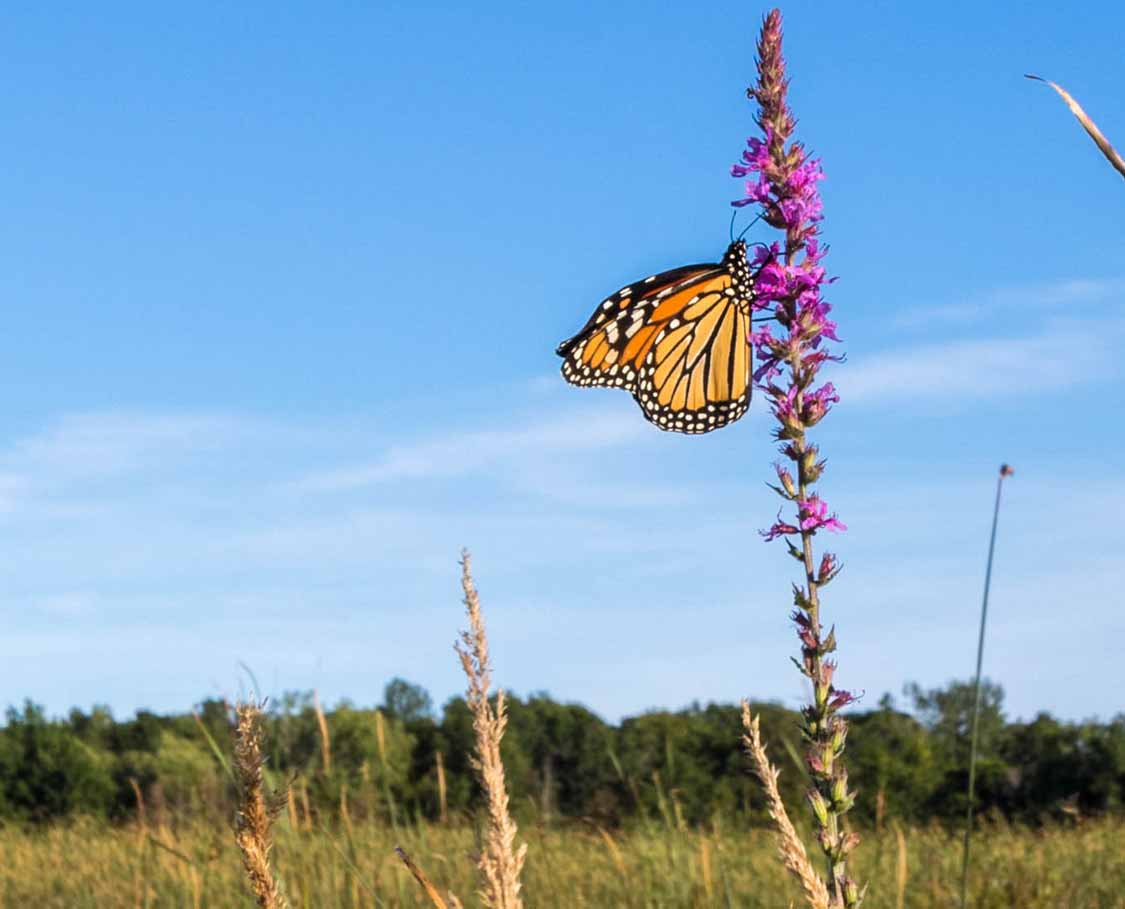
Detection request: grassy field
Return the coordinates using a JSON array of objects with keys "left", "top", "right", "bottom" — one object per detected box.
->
[{"left": 1, "top": 816, "right": 1122, "bottom": 908}]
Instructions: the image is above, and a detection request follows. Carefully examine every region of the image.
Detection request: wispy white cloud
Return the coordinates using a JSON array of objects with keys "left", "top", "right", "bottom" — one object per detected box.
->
[
  {"left": 0, "top": 412, "right": 292, "bottom": 527},
  {"left": 2, "top": 412, "right": 254, "bottom": 478},
  {"left": 842, "top": 318, "right": 1122, "bottom": 404},
  {"left": 893, "top": 276, "right": 1125, "bottom": 329},
  {"left": 297, "top": 406, "right": 648, "bottom": 491}
]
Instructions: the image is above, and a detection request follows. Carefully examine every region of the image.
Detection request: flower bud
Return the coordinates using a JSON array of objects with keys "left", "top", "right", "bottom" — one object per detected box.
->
[
  {"left": 775, "top": 463, "right": 796, "bottom": 496},
  {"left": 818, "top": 552, "right": 837, "bottom": 581},
  {"left": 807, "top": 789, "right": 830, "bottom": 827},
  {"left": 798, "top": 652, "right": 816, "bottom": 677}
]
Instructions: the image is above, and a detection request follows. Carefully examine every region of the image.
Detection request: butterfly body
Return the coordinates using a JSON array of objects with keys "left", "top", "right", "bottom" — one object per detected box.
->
[{"left": 557, "top": 240, "right": 755, "bottom": 434}]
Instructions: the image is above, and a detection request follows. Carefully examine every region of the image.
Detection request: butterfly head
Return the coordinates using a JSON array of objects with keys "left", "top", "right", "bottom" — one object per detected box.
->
[{"left": 723, "top": 240, "right": 752, "bottom": 288}]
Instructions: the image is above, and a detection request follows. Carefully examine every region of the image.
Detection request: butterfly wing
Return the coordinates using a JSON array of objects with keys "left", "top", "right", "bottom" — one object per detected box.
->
[
  {"left": 556, "top": 264, "right": 721, "bottom": 389},
  {"left": 634, "top": 280, "right": 753, "bottom": 433},
  {"left": 557, "top": 253, "right": 753, "bottom": 434}
]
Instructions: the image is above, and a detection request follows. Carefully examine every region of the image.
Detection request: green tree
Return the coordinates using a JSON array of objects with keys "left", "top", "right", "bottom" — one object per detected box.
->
[
  {"left": 1003, "top": 714, "right": 1125, "bottom": 819},
  {"left": 848, "top": 695, "right": 939, "bottom": 824},
  {"left": 0, "top": 702, "right": 116, "bottom": 821},
  {"left": 907, "top": 679, "right": 1012, "bottom": 820},
  {"left": 383, "top": 678, "right": 434, "bottom": 723},
  {"left": 503, "top": 695, "right": 616, "bottom": 821}
]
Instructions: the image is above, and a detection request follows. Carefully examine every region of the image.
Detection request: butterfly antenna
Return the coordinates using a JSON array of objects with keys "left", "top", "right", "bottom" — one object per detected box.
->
[
  {"left": 729, "top": 209, "right": 738, "bottom": 244},
  {"left": 737, "top": 213, "right": 762, "bottom": 241}
]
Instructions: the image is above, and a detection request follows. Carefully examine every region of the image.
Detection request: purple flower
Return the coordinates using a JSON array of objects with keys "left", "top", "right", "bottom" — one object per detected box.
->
[
  {"left": 749, "top": 323, "right": 774, "bottom": 347},
  {"left": 771, "top": 384, "right": 800, "bottom": 427},
  {"left": 761, "top": 514, "right": 799, "bottom": 541},
  {"left": 791, "top": 610, "right": 817, "bottom": 649},
  {"left": 797, "top": 497, "right": 847, "bottom": 534},
  {"left": 803, "top": 382, "right": 840, "bottom": 425},
  {"left": 752, "top": 242, "right": 781, "bottom": 266}
]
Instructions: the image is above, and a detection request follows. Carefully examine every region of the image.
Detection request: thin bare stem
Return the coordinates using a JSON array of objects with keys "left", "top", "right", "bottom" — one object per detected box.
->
[{"left": 959, "top": 464, "right": 1015, "bottom": 908}]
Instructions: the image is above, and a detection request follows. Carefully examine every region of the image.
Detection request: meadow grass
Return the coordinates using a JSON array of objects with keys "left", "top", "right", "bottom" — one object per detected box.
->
[{"left": 1, "top": 816, "right": 1122, "bottom": 908}]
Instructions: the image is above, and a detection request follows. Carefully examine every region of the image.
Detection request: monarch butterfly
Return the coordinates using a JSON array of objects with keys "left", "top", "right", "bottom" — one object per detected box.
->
[{"left": 556, "top": 240, "right": 755, "bottom": 434}]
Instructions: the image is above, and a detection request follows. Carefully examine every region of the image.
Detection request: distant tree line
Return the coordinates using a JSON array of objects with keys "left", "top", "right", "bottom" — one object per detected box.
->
[{"left": 1, "top": 677, "right": 1122, "bottom": 828}]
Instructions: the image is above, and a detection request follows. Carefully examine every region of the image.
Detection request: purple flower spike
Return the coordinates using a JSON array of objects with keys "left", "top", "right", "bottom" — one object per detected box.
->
[{"left": 736, "top": 11, "right": 858, "bottom": 905}]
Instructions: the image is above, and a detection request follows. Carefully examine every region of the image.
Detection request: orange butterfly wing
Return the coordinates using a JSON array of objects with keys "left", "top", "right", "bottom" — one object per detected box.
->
[{"left": 557, "top": 243, "right": 755, "bottom": 434}]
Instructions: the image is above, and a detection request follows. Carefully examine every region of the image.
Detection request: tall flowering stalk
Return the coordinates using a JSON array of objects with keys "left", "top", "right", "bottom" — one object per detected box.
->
[{"left": 736, "top": 10, "right": 861, "bottom": 907}]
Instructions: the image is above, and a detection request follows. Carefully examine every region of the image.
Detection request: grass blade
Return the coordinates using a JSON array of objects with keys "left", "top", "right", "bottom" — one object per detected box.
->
[{"left": 1026, "top": 74, "right": 1125, "bottom": 179}]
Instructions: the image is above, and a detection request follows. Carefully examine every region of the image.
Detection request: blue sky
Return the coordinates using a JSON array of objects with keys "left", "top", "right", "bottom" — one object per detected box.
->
[{"left": 2, "top": 1, "right": 1123, "bottom": 725}]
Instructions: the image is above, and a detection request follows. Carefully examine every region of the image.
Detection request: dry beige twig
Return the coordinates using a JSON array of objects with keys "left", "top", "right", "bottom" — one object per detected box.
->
[
  {"left": 456, "top": 550, "right": 528, "bottom": 909},
  {"left": 1026, "top": 74, "right": 1125, "bottom": 179},
  {"left": 436, "top": 749, "right": 449, "bottom": 825},
  {"left": 312, "top": 690, "right": 332, "bottom": 776},
  {"left": 395, "top": 847, "right": 453, "bottom": 909},
  {"left": 233, "top": 701, "right": 289, "bottom": 909},
  {"left": 741, "top": 702, "right": 832, "bottom": 909},
  {"left": 893, "top": 822, "right": 907, "bottom": 909}
]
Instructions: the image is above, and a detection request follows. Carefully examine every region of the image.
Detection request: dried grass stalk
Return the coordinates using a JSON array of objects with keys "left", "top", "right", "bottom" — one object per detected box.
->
[
  {"left": 339, "top": 783, "right": 353, "bottom": 838},
  {"left": 233, "top": 701, "right": 289, "bottom": 909},
  {"left": 893, "top": 822, "right": 908, "bottom": 909},
  {"left": 129, "top": 777, "right": 147, "bottom": 847},
  {"left": 597, "top": 826, "right": 627, "bottom": 879},
  {"left": 312, "top": 690, "right": 332, "bottom": 776},
  {"left": 1026, "top": 74, "right": 1125, "bottom": 179},
  {"left": 699, "top": 835, "right": 714, "bottom": 901},
  {"left": 741, "top": 702, "right": 832, "bottom": 909},
  {"left": 456, "top": 550, "right": 528, "bottom": 909},
  {"left": 395, "top": 847, "right": 453, "bottom": 909},
  {"left": 375, "top": 709, "right": 388, "bottom": 768},
  {"left": 436, "top": 750, "right": 449, "bottom": 825},
  {"left": 298, "top": 780, "right": 312, "bottom": 832}
]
